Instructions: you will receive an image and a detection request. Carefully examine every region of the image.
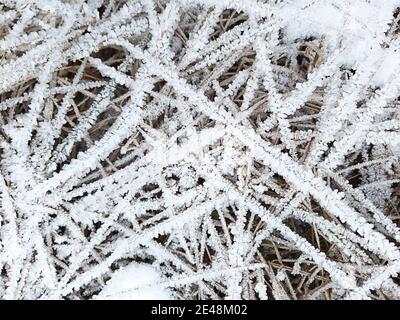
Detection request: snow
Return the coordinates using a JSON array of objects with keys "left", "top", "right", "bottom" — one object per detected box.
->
[
  {"left": 0, "top": 0, "right": 399, "bottom": 301},
  {"left": 284, "top": 0, "right": 400, "bottom": 83},
  {"left": 94, "top": 264, "right": 173, "bottom": 300}
]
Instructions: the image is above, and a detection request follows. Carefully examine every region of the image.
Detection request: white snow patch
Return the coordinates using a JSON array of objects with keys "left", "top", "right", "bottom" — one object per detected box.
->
[
  {"left": 283, "top": 0, "right": 399, "bottom": 71},
  {"left": 94, "top": 264, "right": 174, "bottom": 300}
]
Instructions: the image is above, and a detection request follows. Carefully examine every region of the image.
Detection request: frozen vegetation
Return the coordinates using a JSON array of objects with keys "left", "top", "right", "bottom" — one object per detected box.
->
[{"left": 0, "top": 0, "right": 400, "bottom": 300}]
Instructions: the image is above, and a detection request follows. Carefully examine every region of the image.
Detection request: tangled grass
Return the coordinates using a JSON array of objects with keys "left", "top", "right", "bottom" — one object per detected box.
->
[{"left": 0, "top": 0, "right": 400, "bottom": 300}]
